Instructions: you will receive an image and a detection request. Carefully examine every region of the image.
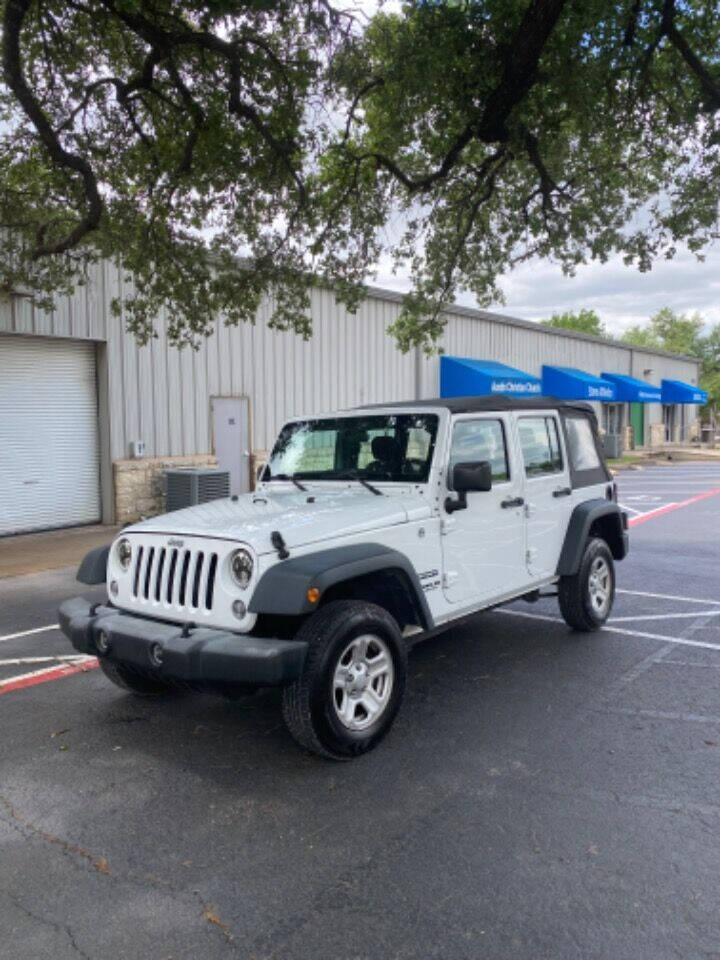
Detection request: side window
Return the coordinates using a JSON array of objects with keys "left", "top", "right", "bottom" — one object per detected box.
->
[
  {"left": 518, "top": 417, "right": 564, "bottom": 476},
  {"left": 450, "top": 419, "right": 509, "bottom": 482},
  {"left": 564, "top": 416, "right": 601, "bottom": 471}
]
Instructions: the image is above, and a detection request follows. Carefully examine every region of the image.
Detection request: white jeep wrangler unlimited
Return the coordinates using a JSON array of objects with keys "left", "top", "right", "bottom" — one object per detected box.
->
[{"left": 60, "top": 396, "right": 628, "bottom": 759}]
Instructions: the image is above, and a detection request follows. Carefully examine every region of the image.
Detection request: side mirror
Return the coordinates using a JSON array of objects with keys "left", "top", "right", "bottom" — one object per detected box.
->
[
  {"left": 452, "top": 461, "right": 493, "bottom": 493},
  {"left": 445, "top": 461, "right": 492, "bottom": 514}
]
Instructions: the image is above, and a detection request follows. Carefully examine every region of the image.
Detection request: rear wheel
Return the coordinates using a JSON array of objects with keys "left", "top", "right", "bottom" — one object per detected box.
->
[
  {"left": 558, "top": 537, "right": 615, "bottom": 631},
  {"left": 281, "top": 600, "right": 407, "bottom": 760},
  {"left": 98, "top": 658, "right": 183, "bottom": 696}
]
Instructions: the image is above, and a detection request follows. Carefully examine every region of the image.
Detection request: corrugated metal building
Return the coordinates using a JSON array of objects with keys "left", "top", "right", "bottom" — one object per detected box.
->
[{"left": 0, "top": 259, "right": 702, "bottom": 534}]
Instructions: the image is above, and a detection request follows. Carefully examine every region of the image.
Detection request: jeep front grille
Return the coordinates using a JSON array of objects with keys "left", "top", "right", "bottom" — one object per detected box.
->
[{"left": 131, "top": 545, "right": 218, "bottom": 612}]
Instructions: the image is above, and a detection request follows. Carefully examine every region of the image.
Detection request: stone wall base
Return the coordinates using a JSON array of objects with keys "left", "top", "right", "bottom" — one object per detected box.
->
[
  {"left": 114, "top": 454, "right": 218, "bottom": 525},
  {"left": 648, "top": 422, "right": 666, "bottom": 449}
]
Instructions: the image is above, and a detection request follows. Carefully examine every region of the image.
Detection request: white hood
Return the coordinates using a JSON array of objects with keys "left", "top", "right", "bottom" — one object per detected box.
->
[{"left": 126, "top": 487, "right": 431, "bottom": 555}]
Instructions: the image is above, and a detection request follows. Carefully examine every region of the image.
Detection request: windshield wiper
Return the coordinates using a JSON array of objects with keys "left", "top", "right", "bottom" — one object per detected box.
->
[
  {"left": 266, "top": 473, "right": 307, "bottom": 492},
  {"left": 336, "top": 472, "right": 384, "bottom": 496}
]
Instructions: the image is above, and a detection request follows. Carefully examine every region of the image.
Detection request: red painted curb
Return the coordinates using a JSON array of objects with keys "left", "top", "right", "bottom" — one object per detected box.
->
[
  {"left": 0, "top": 659, "right": 99, "bottom": 696},
  {"left": 629, "top": 487, "right": 720, "bottom": 528}
]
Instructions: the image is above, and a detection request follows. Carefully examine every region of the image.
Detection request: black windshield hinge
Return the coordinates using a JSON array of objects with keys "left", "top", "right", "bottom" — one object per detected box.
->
[{"left": 271, "top": 530, "right": 290, "bottom": 560}]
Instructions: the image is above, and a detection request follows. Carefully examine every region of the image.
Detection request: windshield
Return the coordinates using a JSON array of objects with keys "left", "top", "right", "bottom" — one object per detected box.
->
[{"left": 263, "top": 414, "right": 439, "bottom": 484}]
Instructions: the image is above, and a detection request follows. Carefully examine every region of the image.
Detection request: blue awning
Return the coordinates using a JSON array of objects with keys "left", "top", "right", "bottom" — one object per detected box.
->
[
  {"left": 440, "top": 356, "right": 541, "bottom": 398},
  {"left": 661, "top": 379, "right": 708, "bottom": 404},
  {"left": 541, "top": 365, "right": 616, "bottom": 402},
  {"left": 600, "top": 372, "right": 662, "bottom": 403}
]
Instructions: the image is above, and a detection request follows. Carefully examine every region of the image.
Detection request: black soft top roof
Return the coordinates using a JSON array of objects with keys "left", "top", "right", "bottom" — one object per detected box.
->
[{"left": 358, "top": 396, "right": 595, "bottom": 416}]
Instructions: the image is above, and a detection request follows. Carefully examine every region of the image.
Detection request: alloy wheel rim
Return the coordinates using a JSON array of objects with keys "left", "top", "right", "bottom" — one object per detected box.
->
[
  {"left": 332, "top": 634, "right": 394, "bottom": 731},
  {"left": 588, "top": 556, "right": 611, "bottom": 615}
]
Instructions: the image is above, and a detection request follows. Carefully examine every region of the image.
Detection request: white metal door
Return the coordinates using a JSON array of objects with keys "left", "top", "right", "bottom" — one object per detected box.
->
[
  {"left": 0, "top": 335, "right": 100, "bottom": 535},
  {"left": 211, "top": 396, "right": 251, "bottom": 496},
  {"left": 441, "top": 414, "right": 527, "bottom": 606},
  {"left": 516, "top": 414, "right": 572, "bottom": 578}
]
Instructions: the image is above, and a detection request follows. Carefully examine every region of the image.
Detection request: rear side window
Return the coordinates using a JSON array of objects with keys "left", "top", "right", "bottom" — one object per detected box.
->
[
  {"left": 450, "top": 419, "right": 509, "bottom": 482},
  {"left": 564, "top": 416, "right": 601, "bottom": 471},
  {"left": 518, "top": 417, "right": 564, "bottom": 476}
]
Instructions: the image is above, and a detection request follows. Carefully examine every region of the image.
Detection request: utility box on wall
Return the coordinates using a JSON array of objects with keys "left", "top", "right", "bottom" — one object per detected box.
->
[{"left": 165, "top": 468, "right": 230, "bottom": 512}]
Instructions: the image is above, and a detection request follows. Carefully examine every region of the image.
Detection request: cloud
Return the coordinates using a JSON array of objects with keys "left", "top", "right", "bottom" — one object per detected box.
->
[
  {"left": 494, "top": 246, "right": 720, "bottom": 334},
  {"left": 369, "top": 243, "right": 720, "bottom": 335}
]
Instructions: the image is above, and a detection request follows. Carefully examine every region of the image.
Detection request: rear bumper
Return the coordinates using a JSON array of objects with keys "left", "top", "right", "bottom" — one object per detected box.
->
[{"left": 58, "top": 597, "right": 307, "bottom": 687}]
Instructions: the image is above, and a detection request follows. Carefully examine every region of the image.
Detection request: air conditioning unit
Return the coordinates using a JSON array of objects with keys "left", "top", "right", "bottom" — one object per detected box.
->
[
  {"left": 602, "top": 433, "right": 622, "bottom": 459},
  {"left": 164, "top": 469, "right": 230, "bottom": 512}
]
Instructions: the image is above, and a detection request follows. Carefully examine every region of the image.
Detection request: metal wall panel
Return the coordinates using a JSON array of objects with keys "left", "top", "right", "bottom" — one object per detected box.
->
[{"left": 0, "top": 260, "right": 702, "bottom": 463}]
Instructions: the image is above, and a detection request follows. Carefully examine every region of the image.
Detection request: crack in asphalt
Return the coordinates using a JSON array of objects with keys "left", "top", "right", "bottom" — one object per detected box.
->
[
  {"left": 1, "top": 887, "right": 92, "bottom": 960},
  {"left": 0, "top": 793, "right": 111, "bottom": 876},
  {"left": 0, "top": 791, "right": 242, "bottom": 953}
]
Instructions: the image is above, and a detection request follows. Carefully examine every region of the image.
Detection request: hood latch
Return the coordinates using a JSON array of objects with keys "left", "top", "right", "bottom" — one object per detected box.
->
[{"left": 271, "top": 530, "right": 290, "bottom": 560}]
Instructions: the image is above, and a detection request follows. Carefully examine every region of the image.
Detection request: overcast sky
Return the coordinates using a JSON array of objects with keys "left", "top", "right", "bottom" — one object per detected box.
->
[
  {"left": 352, "top": 0, "right": 719, "bottom": 337},
  {"left": 371, "top": 244, "right": 720, "bottom": 337}
]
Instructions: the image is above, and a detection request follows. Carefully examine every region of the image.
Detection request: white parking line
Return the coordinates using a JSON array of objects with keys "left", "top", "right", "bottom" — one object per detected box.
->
[
  {"left": 609, "top": 611, "right": 720, "bottom": 622},
  {"left": 616, "top": 588, "right": 720, "bottom": 606},
  {"left": 0, "top": 655, "right": 92, "bottom": 667},
  {"left": 496, "top": 608, "right": 720, "bottom": 652},
  {"left": 0, "top": 624, "right": 60, "bottom": 644}
]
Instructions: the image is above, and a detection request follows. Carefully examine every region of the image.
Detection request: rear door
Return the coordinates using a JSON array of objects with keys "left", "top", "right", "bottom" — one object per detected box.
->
[
  {"left": 515, "top": 414, "right": 572, "bottom": 579},
  {"left": 441, "top": 414, "right": 527, "bottom": 606}
]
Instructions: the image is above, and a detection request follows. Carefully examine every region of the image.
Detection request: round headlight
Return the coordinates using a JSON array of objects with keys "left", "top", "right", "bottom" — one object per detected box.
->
[
  {"left": 230, "top": 548, "right": 253, "bottom": 590},
  {"left": 117, "top": 538, "right": 132, "bottom": 570}
]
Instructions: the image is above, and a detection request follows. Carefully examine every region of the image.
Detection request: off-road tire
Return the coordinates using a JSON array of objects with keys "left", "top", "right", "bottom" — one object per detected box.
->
[
  {"left": 281, "top": 600, "right": 407, "bottom": 760},
  {"left": 98, "top": 658, "right": 183, "bottom": 696},
  {"left": 558, "top": 537, "right": 615, "bottom": 632}
]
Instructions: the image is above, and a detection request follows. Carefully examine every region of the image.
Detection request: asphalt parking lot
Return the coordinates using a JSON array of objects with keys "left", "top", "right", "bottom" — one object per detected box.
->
[{"left": 2, "top": 462, "right": 720, "bottom": 960}]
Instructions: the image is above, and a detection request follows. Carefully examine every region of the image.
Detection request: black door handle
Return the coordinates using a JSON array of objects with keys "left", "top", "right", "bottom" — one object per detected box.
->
[
  {"left": 552, "top": 487, "right": 572, "bottom": 498},
  {"left": 501, "top": 496, "right": 524, "bottom": 509}
]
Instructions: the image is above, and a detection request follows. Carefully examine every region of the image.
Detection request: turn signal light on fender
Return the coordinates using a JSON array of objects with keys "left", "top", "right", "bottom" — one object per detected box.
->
[{"left": 306, "top": 588, "right": 320, "bottom": 605}]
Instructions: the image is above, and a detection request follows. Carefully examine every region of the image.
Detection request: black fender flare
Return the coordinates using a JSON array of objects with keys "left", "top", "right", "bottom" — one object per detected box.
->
[
  {"left": 77, "top": 545, "right": 111, "bottom": 585},
  {"left": 249, "top": 542, "right": 434, "bottom": 630},
  {"left": 556, "top": 500, "right": 629, "bottom": 576}
]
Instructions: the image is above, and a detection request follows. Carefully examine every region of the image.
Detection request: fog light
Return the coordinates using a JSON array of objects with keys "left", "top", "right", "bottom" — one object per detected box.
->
[
  {"left": 96, "top": 630, "right": 110, "bottom": 654},
  {"left": 109, "top": 579, "right": 119, "bottom": 597},
  {"left": 149, "top": 642, "right": 163, "bottom": 667},
  {"left": 232, "top": 599, "right": 247, "bottom": 620}
]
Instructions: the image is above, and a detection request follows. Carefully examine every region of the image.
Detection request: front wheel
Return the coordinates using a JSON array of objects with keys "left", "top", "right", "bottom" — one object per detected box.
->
[
  {"left": 282, "top": 600, "right": 407, "bottom": 760},
  {"left": 558, "top": 537, "right": 615, "bottom": 631}
]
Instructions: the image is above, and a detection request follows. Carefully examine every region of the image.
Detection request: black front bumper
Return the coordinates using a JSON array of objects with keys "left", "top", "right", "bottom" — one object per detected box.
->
[{"left": 58, "top": 597, "right": 307, "bottom": 687}]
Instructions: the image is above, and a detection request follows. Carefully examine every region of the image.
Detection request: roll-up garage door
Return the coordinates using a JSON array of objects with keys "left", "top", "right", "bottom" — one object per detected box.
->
[{"left": 0, "top": 335, "right": 101, "bottom": 535}]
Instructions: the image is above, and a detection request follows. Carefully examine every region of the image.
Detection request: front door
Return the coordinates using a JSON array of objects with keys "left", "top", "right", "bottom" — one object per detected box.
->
[
  {"left": 441, "top": 414, "right": 527, "bottom": 606},
  {"left": 211, "top": 396, "right": 251, "bottom": 495},
  {"left": 516, "top": 414, "right": 573, "bottom": 579},
  {"left": 630, "top": 402, "right": 645, "bottom": 447}
]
